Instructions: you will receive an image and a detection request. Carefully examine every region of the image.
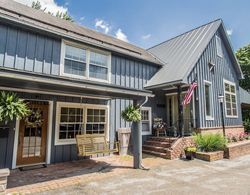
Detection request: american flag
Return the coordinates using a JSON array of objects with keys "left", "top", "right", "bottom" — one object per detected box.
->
[{"left": 182, "top": 82, "right": 198, "bottom": 106}]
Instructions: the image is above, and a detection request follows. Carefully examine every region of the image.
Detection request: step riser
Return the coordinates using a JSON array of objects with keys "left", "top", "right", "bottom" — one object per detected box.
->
[
  {"left": 142, "top": 146, "right": 166, "bottom": 153},
  {"left": 148, "top": 137, "right": 177, "bottom": 143},
  {"left": 144, "top": 141, "right": 170, "bottom": 148}
]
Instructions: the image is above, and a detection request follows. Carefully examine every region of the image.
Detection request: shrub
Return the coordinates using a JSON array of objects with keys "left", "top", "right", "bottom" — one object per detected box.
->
[
  {"left": 243, "top": 118, "right": 250, "bottom": 133},
  {"left": 193, "top": 133, "right": 227, "bottom": 152}
]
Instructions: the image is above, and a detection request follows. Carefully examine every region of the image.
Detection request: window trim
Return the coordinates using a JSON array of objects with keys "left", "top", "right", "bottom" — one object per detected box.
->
[
  {"left": 223, "top": 79, "right": 238, "bottom": 118},
  {"left": 55, "top": 102, "right": 109, "bottom": 145},
  {"left": 204, "top": 80, "right": 214, "bottom": 120},
  {"left": 216, "top": 35, "right": 223, "bottom": 58},
  {"left": 60, "top": 40, "right": 111, "bottom": 83},
  {"left": 141, "top": 107, "right": 152, "bottom": 136}
]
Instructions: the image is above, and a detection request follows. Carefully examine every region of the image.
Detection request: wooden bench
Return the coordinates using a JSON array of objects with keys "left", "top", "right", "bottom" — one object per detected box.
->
[{"left": 76, "top": 134, "right": 119, "bottom": 156}]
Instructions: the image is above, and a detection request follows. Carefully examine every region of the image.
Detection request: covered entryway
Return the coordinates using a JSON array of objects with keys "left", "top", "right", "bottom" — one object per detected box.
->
[{"left": 16, "top": 101, "right": 49, "bottom": 166}]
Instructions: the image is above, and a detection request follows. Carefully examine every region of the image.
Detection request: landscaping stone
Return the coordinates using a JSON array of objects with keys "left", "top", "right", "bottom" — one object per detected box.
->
[
  {"left": 0, "top": 169, "right": 9, "bottom": 194},
  {"left": 224, "top": 140, "right": 250, "bottom": 159},
  {"left": 195, "top": 151, "right": 224, "bottom": 161}
]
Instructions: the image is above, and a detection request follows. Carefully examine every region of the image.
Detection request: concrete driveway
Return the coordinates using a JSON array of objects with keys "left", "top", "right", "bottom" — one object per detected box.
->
[{"left": 38, "top": 155, "right": 250, "bottom": 195}]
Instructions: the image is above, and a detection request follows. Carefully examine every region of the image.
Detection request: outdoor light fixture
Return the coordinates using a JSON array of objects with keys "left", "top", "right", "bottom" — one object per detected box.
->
[{"left": 218, "top": 94, "right": 225, "bottom": 136}]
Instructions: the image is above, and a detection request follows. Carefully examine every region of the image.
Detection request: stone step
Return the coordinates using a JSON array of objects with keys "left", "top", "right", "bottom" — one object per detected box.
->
[
  {"left": 142, "top": 145, "right": 168, "bottom": 153},
  {"left": 148, "top": 137, "right": 177, "bottom": 143},
  {"left": 144, "top": 140, "right": 171, "bottom": 148},
  {"left": 142, "top": 149, "right": 168, "bottom": 159}
]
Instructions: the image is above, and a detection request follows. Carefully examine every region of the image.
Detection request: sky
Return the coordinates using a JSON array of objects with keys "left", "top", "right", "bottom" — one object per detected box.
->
[{"left": 15, "top": 0, "right": 250, "bottom": 51}]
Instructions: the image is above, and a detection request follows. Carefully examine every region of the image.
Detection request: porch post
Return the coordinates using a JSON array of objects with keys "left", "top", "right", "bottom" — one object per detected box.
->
[
  {"left": 177, "top": 85, "right": 183, "bottom": 136},
  {"left": 132, "top": 99, "right": 142, "bottom": 169}
]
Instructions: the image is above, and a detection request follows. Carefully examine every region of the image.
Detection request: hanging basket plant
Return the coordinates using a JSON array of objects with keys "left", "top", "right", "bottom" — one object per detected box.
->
[
  {"left": 25, "top": 109, "right": 44, "bottom": 128},
  {"left": 0, "top": 91, "right": 30, "bottom": 125},
  {"left": 121, "top": 105, "right": 141, "bottom": 122}
]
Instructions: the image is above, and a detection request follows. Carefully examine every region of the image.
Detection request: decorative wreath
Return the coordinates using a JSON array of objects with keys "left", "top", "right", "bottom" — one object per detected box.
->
[{"left": 25, "top": 109, "right": 44, "bottom": 128}]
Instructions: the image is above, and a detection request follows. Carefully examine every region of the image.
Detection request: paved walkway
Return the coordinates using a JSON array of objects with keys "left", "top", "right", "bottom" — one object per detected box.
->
[{"left": 36, "top": 155, "right": 250, "bottom": 195}]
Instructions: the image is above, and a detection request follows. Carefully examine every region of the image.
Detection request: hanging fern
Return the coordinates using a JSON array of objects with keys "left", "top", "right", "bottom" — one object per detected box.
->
[
  {"left": 0, "top": 91, "right": 30, "bottom": 123},
  {"left": 121, "top": 105, "right": 141, "bottom": 122}
]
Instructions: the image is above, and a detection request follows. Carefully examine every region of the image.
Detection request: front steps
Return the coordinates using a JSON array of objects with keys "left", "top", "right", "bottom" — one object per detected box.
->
[
  {"left": 142, "top": 137, "right": 177, "bottom": 159},
  {"left": 142, "top": 136, "right": 194, "bottom": 159}
]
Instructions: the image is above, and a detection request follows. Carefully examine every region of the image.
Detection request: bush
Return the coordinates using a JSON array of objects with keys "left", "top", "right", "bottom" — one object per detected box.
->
[
  {"left": 193, "top": 133, "right": 227, "bottom": 152},
  {"left": 243, "top": 118, "right": 250, "bottom": 132}
]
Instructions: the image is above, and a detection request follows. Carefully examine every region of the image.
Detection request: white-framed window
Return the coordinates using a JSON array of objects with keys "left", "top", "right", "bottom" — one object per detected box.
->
[
  {"left": 55, "top": 102, "right": 109, "bottom": 145},
  {"left": 216, "top": 35, "right": 223, "bottom": 57},
  {"left": 61, "top": 41, "right": 111, "bottom": 82},
  {"left": 223, "top": 79, "right": 238, "bottom": 118},
  {"left": 204, "top": 80, "right": 214, "bottom": 120},
  {"left": 141, "top": 107, "right": 152, "bottom": 135}
]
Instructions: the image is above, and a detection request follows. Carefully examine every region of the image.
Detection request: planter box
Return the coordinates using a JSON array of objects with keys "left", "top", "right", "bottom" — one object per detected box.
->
[
  {"left": 196, "top": 151, "right": 224, "bottom": 162},
  {"left": 0, "top": 169, "right": 10, "bottom": 194},
  {"left": 224, "top": 140, "right": 250, "bottom": 159}
]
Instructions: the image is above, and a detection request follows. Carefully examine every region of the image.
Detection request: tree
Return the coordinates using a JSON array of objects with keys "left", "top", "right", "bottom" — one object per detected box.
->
[
  {"left": 236, "top": 44, "right": 250, "bottom": 92},
  {"left": 31, "top": 1, "right": 74, "bottom": 22}
]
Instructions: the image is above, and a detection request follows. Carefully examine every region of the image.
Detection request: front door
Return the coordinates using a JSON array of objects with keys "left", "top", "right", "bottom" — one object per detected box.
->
[{"left": 16, "top": 101, "right": 48, "bottom": 166}]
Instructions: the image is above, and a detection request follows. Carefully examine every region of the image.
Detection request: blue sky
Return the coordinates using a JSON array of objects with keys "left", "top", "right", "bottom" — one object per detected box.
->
[{"left": 17, "top": 0, "right": 250, "bottom": 50}]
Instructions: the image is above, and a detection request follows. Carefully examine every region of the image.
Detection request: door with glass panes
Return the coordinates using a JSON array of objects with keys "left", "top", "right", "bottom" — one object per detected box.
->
[{"left": 16, "top": 102, "right": 48, "bottom": 166}]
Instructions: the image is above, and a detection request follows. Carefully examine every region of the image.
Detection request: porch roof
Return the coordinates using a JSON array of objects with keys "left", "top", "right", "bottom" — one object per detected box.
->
[
  {"left": 0, "top": 68, "right": 153, "bottom": 100},
  {"left": 240, "top": 87, "right": 250, "bottom": 107}
]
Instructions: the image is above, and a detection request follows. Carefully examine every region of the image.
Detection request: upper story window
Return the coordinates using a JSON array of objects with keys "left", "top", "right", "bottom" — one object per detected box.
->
[
  {"left": 224, "top": 80, "right": 238, "bottom": 118},
  {"left": 216, "top": 35, "right": 223, "bottom": 57},
  {"left": 61, "top": 41, "right": 111, "bottom": 82},
  {"left": 204, "top": 81, "right": 213, "bottom": 120}
]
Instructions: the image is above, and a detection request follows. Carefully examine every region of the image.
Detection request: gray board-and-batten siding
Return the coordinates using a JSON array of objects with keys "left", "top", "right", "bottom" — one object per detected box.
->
[
  {"left": 0, "top": 23, "right": 161, "bottom": 168},
  {"left": 187, "top": 29, "right": 242, "bottom": 129}
]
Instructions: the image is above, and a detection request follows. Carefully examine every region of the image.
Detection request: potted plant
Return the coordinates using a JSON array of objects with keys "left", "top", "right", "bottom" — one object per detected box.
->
[
  {"left": 0, "top": 91, "right": 30, "bottom": 127},
  {"left": 121, "top": 105, "right": 141, "bottom": 122},
  {"left": 184, "top": 147, "right": 197, "bottom": 160}
]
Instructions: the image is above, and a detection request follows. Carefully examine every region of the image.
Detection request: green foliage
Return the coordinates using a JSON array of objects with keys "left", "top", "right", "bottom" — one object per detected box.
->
[
  {"left": 236, "top": 44, "right": 250, "bottom": 65},
  {"left": 184, "top": 147, "right": 197, "bottom": 153},
  {"left": 236, "top": 44, "right": 250, "bottom": 91},
  {"left": 0, "top": 92, "right": 30, "bottom": 123},
  {"left": 193, "top": 133, "right": 227, "bottom": 152},
  {"left": 243, "top": 118, "right": 250, "bottom": 132},
  {"left": 121, "top": 105, "right": 141, "bottom": 122},
  {"left": 31, "top": 1, "right": 74, "bottom": 22}
]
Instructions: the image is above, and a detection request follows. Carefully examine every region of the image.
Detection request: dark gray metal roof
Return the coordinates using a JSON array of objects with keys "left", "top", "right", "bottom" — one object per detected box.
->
[
  {"left": 240, "top": 87, "right": 250, "bottom": 105},
  {"left": 146, "top": 19, "right": 243, "bottom": 89},
  {"left": 0, "top": 0, "right": 163, "bottom": 66}
]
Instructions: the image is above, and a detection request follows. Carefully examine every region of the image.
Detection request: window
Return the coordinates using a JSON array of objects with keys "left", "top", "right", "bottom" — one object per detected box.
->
[
  {"left": 56, "top": 102, "right": 108, "bottom": 145},
  {"left": 141, "top": 107, "right": 152, "bottom": 135},
  {"left": 64, "top": 45, "right": 86, "bottom": 76},
  {"left": 89, "top": 51, "right": 109, "bottom": 80},
  {"left": 204, "top": 81, "right": 213, "bottom": 120},
  {"left": 216, "top": 35, "right": 223, "bottom": 57},
  {"left": 224, "top": 80, "right": 238, "bottom": 117},
  {"left": 62, "top": 42, "right": 110, "bottom": 82},
  {"left": 86, "top": 108, "right": 106, "bottom": 134}
]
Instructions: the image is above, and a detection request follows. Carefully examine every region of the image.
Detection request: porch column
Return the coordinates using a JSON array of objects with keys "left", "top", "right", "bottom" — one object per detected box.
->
[
  {"left": 177, "top": 85, "right": 183, "bottom": 136},
  {"left": 132, "top": 99, "right": 142, "bottom": 169}
]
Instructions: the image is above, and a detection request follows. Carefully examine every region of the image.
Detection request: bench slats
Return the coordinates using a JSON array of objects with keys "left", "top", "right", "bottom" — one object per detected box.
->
[{"left": 76, "top": 134, "right": 119, "bottom": 156}]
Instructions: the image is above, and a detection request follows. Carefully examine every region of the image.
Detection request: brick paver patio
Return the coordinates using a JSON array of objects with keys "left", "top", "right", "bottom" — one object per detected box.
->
[{"left": 7, "top": 155, "right": 168, "bottom": 194}]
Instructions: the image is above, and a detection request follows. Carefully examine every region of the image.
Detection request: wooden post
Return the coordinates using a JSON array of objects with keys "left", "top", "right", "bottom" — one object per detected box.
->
[
  {"left": 177, "top": 85, "right": 183, "bottom": 136},
  {"left": 132, "top": 99, "right": 142, "bottom": 169}
]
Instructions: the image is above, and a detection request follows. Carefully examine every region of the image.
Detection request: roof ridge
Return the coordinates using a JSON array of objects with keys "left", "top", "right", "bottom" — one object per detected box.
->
[{"left": 147, "top": 18, "right": 222, "bottom": 51}]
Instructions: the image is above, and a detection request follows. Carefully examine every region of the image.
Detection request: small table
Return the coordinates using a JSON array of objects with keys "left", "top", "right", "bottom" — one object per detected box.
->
[{"left": 155, "top": 127, "right": 167, "bottom": 137}]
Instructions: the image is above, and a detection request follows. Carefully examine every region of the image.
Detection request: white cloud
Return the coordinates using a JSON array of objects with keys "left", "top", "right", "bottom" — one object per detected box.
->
[
  {"left": 95, "top": 19, "right": 110, "bottom": 34},
  {"left": 226, "top": 29, "right": 233, "bottom": 36},
  {"left": 14, "top": 0, "right": 67, "bottom": 15},
  {"left": 79, "top": 17, "right": 85, "bottom": 21},
  {"left": 115, "top": 28, "right": 128, "bottom": 42},
  {"left": 142, "top": 34, "right": 151, "bottom": 40}
]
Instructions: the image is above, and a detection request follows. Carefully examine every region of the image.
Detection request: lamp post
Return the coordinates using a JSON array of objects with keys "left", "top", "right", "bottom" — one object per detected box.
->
[{"left": 218, "top": 94, "right": 225, "bottom": 137}]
